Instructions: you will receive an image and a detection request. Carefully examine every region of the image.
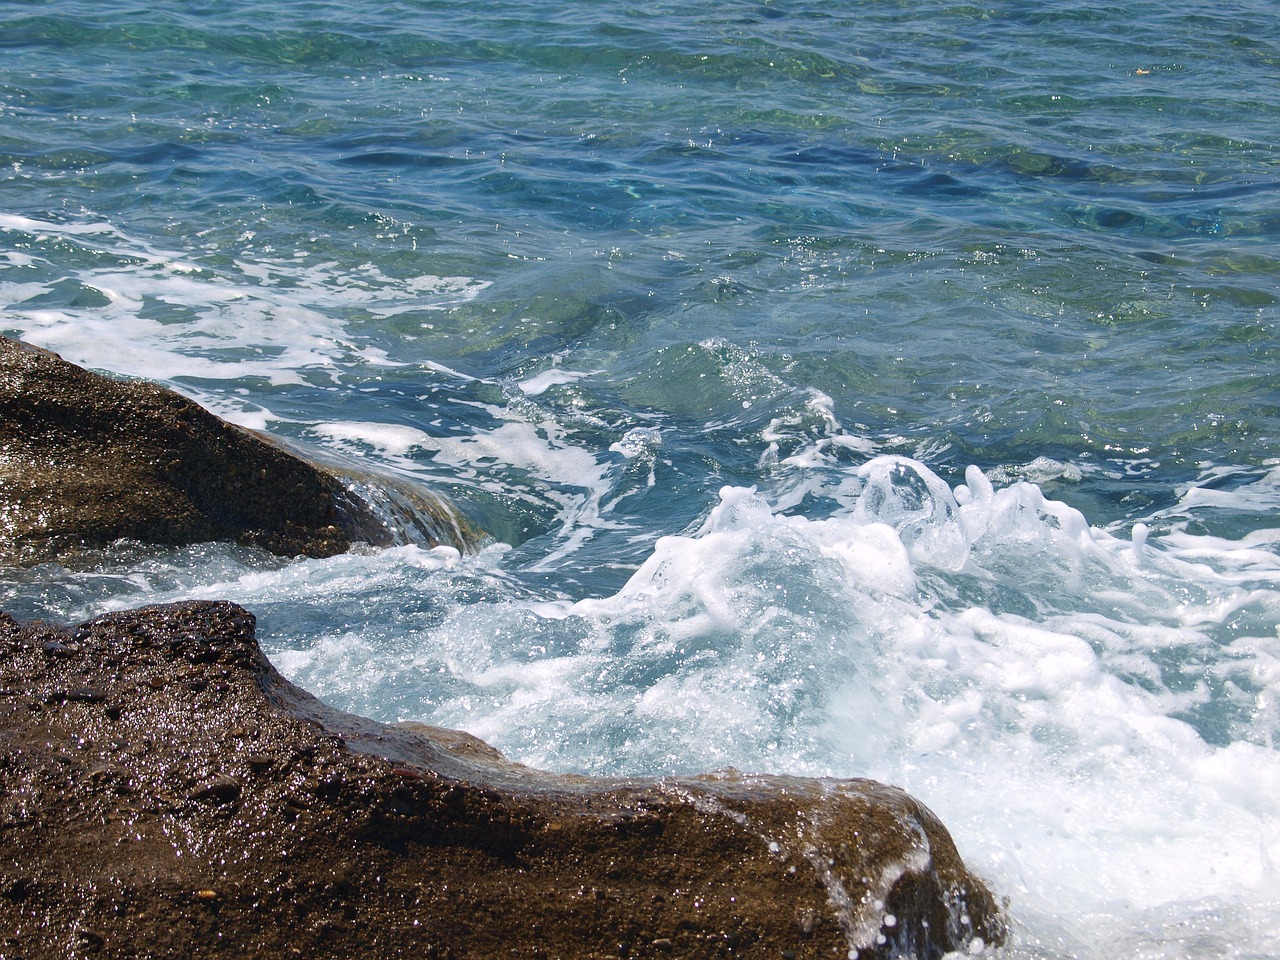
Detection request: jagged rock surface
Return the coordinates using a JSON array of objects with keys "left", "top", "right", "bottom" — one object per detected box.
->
[
  {"left": 0, "top": 600, "right": 1007, "bottom": 960},
  {"left": 0, "top": 336, "right": 470, "bottom": 567}
]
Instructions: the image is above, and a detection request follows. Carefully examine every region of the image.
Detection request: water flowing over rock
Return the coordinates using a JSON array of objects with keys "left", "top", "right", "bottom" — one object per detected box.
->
[
  {"left": 0, "top": 336, "right": 474, "bottom": 566},
  {"left": 0, "top": 600, "right": 1007, "bottom": 959}
]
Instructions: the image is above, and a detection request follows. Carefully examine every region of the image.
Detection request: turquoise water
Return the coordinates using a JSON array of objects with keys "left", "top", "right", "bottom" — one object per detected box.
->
[{"left": 3, "top": 1, "right": 1280, "bottom": 956}]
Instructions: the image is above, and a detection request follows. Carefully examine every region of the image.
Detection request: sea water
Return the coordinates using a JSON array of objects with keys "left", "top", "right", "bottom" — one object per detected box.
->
[{"left": 2, "top": 1, "right": 1279, "bottom": 955}]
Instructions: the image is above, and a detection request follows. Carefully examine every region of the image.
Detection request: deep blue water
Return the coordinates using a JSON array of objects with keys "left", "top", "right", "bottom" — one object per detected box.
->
[{"left": 3, "top": 2, "right": 1280, "bottom": 956}]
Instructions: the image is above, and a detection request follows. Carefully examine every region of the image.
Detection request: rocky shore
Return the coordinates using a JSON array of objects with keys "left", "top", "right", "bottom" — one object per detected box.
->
[
  {"left": 0, "top": 337, "right": 1007, "bottom": 958},
  {"left": 1, "top": 601, "right": 1006, "bottom": 960},
  {"left": 0, "top": 336, "right": 472, "bottom": 567}
]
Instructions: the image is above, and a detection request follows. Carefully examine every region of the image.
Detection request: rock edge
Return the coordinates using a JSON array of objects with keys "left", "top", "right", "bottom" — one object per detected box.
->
[{"left": 0, "top": 336, "right": 473, "bottom": 567}]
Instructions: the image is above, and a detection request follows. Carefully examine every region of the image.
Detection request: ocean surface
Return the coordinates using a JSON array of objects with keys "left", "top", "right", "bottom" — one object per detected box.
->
[{"left": 2, "top": 0, "right": 1279, "bottom": 955}]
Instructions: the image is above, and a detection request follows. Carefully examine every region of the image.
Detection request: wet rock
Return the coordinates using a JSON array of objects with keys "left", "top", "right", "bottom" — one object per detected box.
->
[
  {"left": 0, "top": 600, "right": 1008, "bottom": 960},
  {"left": 67, "top": 687, "right": 108, "bottom": 704},
  {"left": 0, "top": 336, "right": 474, "bottom": 567},
  {"left": 245, "top": 754, "right": 276, "bottom": 772},
  {"left": 1, "top": 877, "right": 35, "bottom": 903},
  {"left": 75, "top": 928, "right": 106, "bottom": 950},
  {"left": 190, "top": 775, "right": 243, "bottom": 806},
  {"left": 41, "top": 640, "right": 78, "bottom": 658}
]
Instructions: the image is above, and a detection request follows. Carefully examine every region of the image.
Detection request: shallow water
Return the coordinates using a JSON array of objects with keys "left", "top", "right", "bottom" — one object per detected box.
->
[{"left": 3, "top": 1, "right": 1280, "bottom": 956}]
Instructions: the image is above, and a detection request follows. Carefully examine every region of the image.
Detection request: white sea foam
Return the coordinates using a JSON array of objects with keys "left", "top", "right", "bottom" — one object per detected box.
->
[
  {"left": 0, "top": 213, "right": 485, "bottom": 390},
  {"left": 518, "top": 368, "right": 595, "bottom": 396},
  {"left": 1176, "top": 462, "right": 1280, "bottom": 513},
  {"left": 307, "top": 393, "right": 646, "bottom": 568},
  {"left": 242, "top": 459, "right": 1280, "bottom": 959},
  {"left": 427, "top": 418, "right": 603, "bottom": 488},
  {"left": 311, "top": 421, "right": 436, "bottom": 458}
]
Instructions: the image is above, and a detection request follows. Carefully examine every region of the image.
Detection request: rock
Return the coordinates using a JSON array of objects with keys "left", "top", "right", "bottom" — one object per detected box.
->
[
  {"left": 0, "top": 336, "right": 475, "bottom": 567},
  {"left": 0, "top": 601, "right": 1007, "bottom": 959},
  {"left": 189, "top": 775, "right": 243, "bottom": 805}
]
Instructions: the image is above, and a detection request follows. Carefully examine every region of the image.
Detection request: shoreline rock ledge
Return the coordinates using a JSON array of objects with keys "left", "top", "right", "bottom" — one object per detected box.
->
[
  {"left": 0, "top": 335, "right": 474, "bottom": 567},
  {"left": 1, "top": 600, "right": 1007, "bottom": 960}
]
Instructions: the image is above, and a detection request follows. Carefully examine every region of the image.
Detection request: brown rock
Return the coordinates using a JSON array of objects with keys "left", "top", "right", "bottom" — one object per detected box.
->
[
  {"left": 0, "top": 601, "right": 1007, "bottom": 959},
  {"left": 0, "top": 336, "right": 474, "bottom": 567}
]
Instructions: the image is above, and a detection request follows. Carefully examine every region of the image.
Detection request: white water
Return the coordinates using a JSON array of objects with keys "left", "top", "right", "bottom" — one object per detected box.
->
[
  {"left": 4, "top": 214, "right": 1280, "bottom": 959},
  {"left": 39, "top": 456, "right": 1278, "bottom": 960}
]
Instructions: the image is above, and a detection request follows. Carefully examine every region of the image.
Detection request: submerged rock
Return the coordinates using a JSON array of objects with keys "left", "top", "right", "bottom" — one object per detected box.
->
[
  {"left": 0, "top": 600, "right": 1007, "bottom": 959},
  {"left": 0, "top": 336, "right": 474, "bottom": 566}
]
